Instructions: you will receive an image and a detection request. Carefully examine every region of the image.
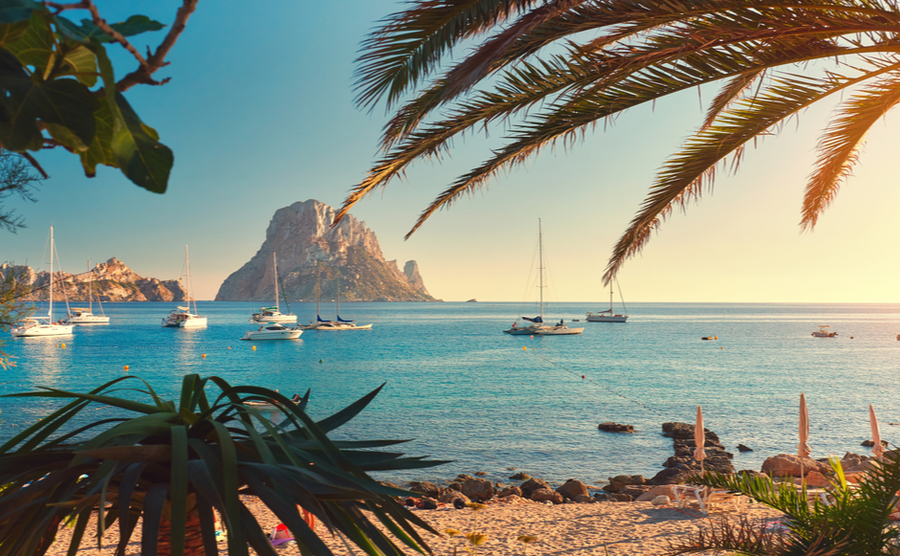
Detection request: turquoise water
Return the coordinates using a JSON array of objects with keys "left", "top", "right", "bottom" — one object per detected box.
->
[{"left": 3, "top": 301, "right": 899, "bottom": 487}]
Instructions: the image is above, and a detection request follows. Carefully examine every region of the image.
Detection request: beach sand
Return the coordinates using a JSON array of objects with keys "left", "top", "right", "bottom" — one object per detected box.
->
[{"left": 47, "top": 495, "right": 784, "bottom": 555}]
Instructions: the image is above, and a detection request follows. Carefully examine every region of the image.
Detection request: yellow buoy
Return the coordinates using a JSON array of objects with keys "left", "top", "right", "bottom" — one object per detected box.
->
[
  {"left": 61, "top": 343, "right": 66, "bottom": 348},
  {"left": 202, "top": 354, "right": 206, "bottom": 359},
  {"left": 252, "top": 346, "right": 256, "bottom": 351},
  {"left": 124, "top": 365, "right": 129, "bottom": 371},
  {"left": 522, "top": 346, "right": 527, "bottom": 351}
]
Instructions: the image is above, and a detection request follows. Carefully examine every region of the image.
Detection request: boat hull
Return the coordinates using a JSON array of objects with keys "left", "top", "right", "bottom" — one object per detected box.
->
[
  {"left": 586, "top": 313, "right": 628, "bottom": 323},
  {"left": 301, "top": 322, "right": 373, "bottom": 330},
  {"left": 504, "top": 324, "right": 583, "bottom": 335},
  {"left": 241, "top": 328, "right": 303, "bottom": 340},
  {"left": 65, "top": 314, "right": 110, "bottom": 324},
  {"left": 11, "top": 321, "right": 74, "bottom": 337},
  {"left": 162, "top": 314, "right": 208, "bottom": 328}
]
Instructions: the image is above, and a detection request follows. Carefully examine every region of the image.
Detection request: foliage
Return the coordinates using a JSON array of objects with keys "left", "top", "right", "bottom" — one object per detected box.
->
[
  {"left": 0, "top": 374, "right": 447, "bottom": 556},
  {"left": 0, "top": 266, "right": 32, "bottom": 367},
  {"left": 0, "top": 150, "right": 41, "bottom": 233},
  {"left": 344, "top": 0, "right": 900, "bottom": 282},
  {"left": 667, "top": 453, "right": 900, "bottom": 555},
  {"left": 0, "top": 0, "right": 199, "bottom": 194}
]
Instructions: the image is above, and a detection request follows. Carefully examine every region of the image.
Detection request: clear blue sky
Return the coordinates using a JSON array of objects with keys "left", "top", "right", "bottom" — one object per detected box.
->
[{"left": 4, "top": 1, "right": 900, "bottom": 303}]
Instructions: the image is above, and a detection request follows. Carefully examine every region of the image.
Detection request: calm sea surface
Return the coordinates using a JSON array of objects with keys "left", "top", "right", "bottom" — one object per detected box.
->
[{"left": 3, "top": 301, "right": 899, "bottom": 487}]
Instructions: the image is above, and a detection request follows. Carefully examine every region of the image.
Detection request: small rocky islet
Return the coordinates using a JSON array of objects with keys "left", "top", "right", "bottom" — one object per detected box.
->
[{"left": 393, "top": 421, "right": 880, "bottom": 509}]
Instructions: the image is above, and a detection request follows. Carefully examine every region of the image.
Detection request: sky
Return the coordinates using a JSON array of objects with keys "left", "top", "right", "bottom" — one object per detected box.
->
[{"left": 3, "top": 1, "right": 900, "bottom": 303}]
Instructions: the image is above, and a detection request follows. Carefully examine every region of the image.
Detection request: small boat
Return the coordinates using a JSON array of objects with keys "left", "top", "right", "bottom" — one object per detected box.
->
[
  {"left": 64, "top": 260, "right": 109, "bottom": 324},
  {"left": 503, "top": 220, "right": 583, "bottom": 336},
  {"left": 301, "top": 272, "right": 372, "bottom": 330},
  {"left": 250, "top": 253, "right": 297, "bottom": 324},
  {"left": 162, "top": 246, "right": 207, "bottom": 328},
  {"left": 11, "top": 226, "right": 75, "bottom": 337},
  {"left": 811, "top": 325, "right": 838, "bottom": 338},
  {"left": 240, "top": 323, "right": 303, "bottom": 341},
  {"left": 586, "top": 284, "right": 628, "bottom": 323}
]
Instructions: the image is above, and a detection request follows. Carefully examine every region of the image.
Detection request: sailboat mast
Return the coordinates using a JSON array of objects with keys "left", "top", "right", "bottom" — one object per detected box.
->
[
  {"left": 184, "top": 245, "right": 196, "bottom": 315},
  {"left": 273, "top": 253, "right": 280, "bottom": 312},
  {"left": 49, "top": 226, "right": 54, "bottom": 322},
  {"left": 538, "top": 219, "right": 544, "bottom": 321},
  {"left": 88, "top": 259, "right": 93, "bottom": 312}
]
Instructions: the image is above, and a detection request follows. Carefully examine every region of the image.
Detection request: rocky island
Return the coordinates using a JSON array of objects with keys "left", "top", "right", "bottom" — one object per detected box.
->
[
  {"left": 215, "top": 199, "right": 435, "bottom": 302},
  {"left": 0, "top": 258, "right": 187, "bottom": 302}
]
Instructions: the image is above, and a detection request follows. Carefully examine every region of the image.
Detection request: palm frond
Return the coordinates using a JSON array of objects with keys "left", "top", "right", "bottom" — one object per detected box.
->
[{"left": 802, "top": 68, "right": 900, "bottom": 229}]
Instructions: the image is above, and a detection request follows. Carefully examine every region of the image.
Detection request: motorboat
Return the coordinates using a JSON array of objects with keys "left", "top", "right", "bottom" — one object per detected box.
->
[
  {"left": 240, "top": 323, "right": 303, "bottom": 341},
  {"left": 249, "top": 253, "right": 297, "bottom": 324},
  {"left": 811, "top": 325, "right": 838, "bottom": 338},
  {"left": 586, "top": 284, "right": 628, "bottom": 323},
  {"left": 11, "top": 226, "right": 75, "bottom": 337},
  {"left": 64, "top": 260, "right": 109, "bottom": 324},
  {"left": 162, "top": 246, "right": 207, "bottom": 328},
  {"left": 503, "top": 220, "right": 583, "bottom": 336}
]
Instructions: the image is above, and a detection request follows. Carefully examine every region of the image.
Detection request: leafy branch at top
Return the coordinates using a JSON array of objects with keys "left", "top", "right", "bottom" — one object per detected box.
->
[{"left": 0, "top": 0, "right": 199, "bottom": 194}]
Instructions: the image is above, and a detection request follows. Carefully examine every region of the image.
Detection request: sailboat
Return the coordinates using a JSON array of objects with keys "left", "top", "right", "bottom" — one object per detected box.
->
[
  {"left": 250, "top": 253, "right": 297, "bottom": 324},
  {"left": 11, "top": 226, "right": 75, "bottom": 337},
  {"left": 503, "top": 220, "right": 583, "bottom": 336},
  {"left": 161, "top": 245, "right": 207, "bottom": 328},
  {"left": 586, "top": 283, "right": 628, "bottom": 323},
  {"left": 64, "top": 260, "right": 110, "bottom": 324},
  {"left": 301, "top": 271, "right": 372, "bottom": 330}
]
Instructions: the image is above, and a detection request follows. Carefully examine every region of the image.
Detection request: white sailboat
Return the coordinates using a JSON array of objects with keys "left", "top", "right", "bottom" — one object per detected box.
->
[
  {"left": 162, "top": 245, "right": 207, "bottom": 328},
  {"left": 586, "top": 284, "right": 628, "bottom": 323},
  {"left": 64, "top": 260, "right": 110, "bottom": 324},
  {"left": 503, "top": 220, "right": 583, "bottom": 336},
  {"left": 11, "top": 226, "right": 75, "bottom": 337},
  {"left": 301, "top": 271, "right": 372, "bottom": 330},
  {"left": 250, "top": 253, "right": 297, "bottom": 324}
]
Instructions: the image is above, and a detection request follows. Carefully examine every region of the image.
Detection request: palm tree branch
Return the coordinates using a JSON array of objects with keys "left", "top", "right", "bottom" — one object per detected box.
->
[
  {"left": 354, "top": 0, "right": 545, "bottom": 110},
  {"left": 802, "top": 69, "right": 900, "bottom": 229},
  {"left": 602, "top": 62, "right": 900, "bottom": 283}
]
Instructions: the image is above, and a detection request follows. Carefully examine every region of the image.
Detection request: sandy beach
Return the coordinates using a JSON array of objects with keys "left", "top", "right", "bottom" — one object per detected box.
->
[{"left": 46, "top": 495, "right": 784, "bottom": 556}]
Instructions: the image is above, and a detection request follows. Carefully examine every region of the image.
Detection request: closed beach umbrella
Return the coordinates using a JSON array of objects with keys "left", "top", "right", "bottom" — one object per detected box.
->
[
  {"left": 694, "top": 405, "right": 706, "bottom": 472},
  {"left": 798, "top": 393, "right": 811, "bottom": 458},
  {"left": 870, "top": 404, "right": 885, "bottom": 460}
]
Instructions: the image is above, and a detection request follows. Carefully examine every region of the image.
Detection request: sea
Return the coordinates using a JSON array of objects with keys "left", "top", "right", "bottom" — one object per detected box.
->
[{"left": 2, "top": 301, "right": 899, "bottom": 488}]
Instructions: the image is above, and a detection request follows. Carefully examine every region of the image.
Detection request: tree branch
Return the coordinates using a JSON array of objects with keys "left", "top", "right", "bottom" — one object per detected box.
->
[{"left": 116, "top": 0, "right": 200, "bottom": 92}]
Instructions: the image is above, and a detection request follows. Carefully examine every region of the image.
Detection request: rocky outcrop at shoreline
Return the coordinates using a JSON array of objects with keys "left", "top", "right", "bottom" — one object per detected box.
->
[{"left": 394, "top": 422, "right": 879, "bottom": 509}]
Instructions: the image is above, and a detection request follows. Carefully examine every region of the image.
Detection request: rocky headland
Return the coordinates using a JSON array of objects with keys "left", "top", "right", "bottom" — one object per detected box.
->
[
  {"left": 0, "top": 258, "right": 187, "bottom": 302},
  {"left": 215, "top": 199, "right": 435, "bottom": 302}
]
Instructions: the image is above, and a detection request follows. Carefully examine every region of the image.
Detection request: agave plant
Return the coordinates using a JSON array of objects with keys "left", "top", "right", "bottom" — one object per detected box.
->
[
  {"left": 0, "top": 374, "right": 446, "bottom": 556},
  {"left": 668, "top": 452, "right": 900, "bottom": 555}
]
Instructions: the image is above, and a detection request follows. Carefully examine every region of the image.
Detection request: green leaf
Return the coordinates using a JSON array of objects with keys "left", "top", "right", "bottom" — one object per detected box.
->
[
  {"left": 56, "top": 14, "right": 165, "bottom": 43},
  {"left": 5, "top": 10, "right": 53, "bottom": 74},
  {"left": 0, "top": 48, "right": 98, "bottom": 151},
  {"left": 0, "top": 20, "right": 30, "bottom": 48},
  {"left": 110, "top": 92, "right": 172, "bottom": 193},
  {"left": 0, "top": 0, "right": 40, "bottom": 25},
  {"left": 58, "top": 43, "right": 97, "bottom": 87}
]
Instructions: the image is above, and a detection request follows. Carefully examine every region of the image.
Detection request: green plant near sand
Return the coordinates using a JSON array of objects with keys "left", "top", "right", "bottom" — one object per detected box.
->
[
  {"left": 667, "top": 452, "right": 900, "bottom": 555},
  {"left": 0, "top": 374, "right": 447, "bottom": 556}
]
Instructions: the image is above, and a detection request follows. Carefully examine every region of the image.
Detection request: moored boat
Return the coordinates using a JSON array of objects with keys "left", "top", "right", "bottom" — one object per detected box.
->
[
  {"left": 586, "top": 284, "right": 628, "bottom": 323},
  {"left": 503, "top": 220, "right": 583, "bottom": 336},
  {"left": 240, "top": 323, "right": 303, "bottom": 341},
  {"left": 162, "top": 246, "right": 207, "bottom": 328},
  {"left": 11, "top": 226, "right": 74, "bottom": 338},
  {"left": 249, "top": 253, "right": 297, "bottom": 324},
  {"left": 64, "top": 260, "right": 109, "bottom": 324},
  {"left": 811, "top": 325, "right": 838, "bottom": 338}
]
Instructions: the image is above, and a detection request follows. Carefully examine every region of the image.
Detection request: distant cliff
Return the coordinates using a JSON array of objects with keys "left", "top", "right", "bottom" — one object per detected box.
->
[
  {"left": 215, "top": 199, "right": 435, "bottom": 302},
  {"left": 0, "top": 258, "right": 187, "bottom": 302}
]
